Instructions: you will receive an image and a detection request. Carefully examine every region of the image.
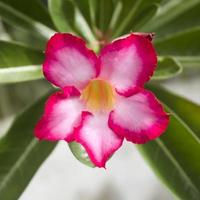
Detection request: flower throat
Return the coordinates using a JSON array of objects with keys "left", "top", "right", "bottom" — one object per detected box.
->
[{"left": 81, "top": 79, "right": 115, "bottom": 111}]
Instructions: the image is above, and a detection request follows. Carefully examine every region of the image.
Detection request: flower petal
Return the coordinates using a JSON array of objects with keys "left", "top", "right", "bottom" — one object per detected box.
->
[
  {"left": 43, "top": 33, "right": 98, "bottom": 89},
  {"left": 75, "top": 112, "right": 123, "bottom": 168},
  {"left": 35, "top": 86, "right": 84, "bottom": 142},
  {"left": 109, "top": 89, "right": 169, "bottom": 144},
  {"left": 99, "top": 34, "right": 157, "bottom": 96},
  {"left": 134, "top": 32, "right": 155, "bottom": 41}
]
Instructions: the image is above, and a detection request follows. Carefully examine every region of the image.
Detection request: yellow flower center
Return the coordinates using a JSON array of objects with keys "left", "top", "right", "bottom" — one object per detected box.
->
[{"left": 81, "top": 79, "right": 116, "bottom": 111}]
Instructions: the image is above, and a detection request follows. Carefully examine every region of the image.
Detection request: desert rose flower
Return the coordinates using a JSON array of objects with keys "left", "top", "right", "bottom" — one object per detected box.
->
[{"left": 35, "top": 33, "right": 169, "bottom": 168}]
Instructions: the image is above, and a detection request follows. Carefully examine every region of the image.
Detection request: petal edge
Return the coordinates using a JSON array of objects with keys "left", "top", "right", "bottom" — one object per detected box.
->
[
  {"left": 35, "top": 86, "right": 84, "bottom": 142},
  {"left": 43, "top": 33, "right": 99, "bottom": 89},
  {"left": 74, "top": 112, "right": 123, "bottom": 168},
  {"left": 109, "top": 89, "right": 169, "bottom": 144},
  {"left": 99, "top": 34, "right": 157, "bottom": 96}
]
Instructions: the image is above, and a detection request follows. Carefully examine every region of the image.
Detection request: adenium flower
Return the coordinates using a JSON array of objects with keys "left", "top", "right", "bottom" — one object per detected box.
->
[{"left": 35, "top": 33, "right": 169, "bottom": 168}]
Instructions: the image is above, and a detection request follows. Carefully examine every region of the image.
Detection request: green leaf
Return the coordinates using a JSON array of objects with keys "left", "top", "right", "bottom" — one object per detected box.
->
[
  {"left": 48, "top": 0, "right": 97, "bottom": 50},
  {"left": 152, "top": 57, "right": 182, "bottom": 80},
  {"left": 177, "top": 57, "right": 200, "bottom": 68},
  {"left": 73, "top": 0, "right": 93, "bottom": 28},
  {"left": 112, "top": 0, "right": 161, "bottom": 38},
  {"left": 155, "top": 27, "right": 200, "bottom": 57},
  {"left": 0, "top": 0, "right": 55, "bottom": 29},
  {"left": 48, "top": 0, "right": 75, "bottom": 33},
  {"left": 69, "top": 142, "right": 94, "bottom": 167},
  {"left": 0, "top": 1, "right": 54, "bottom": 44},
  {"left": 3, "top": 23, "right": 46, "bottom": 50},
  {"left": 142, "top": 0, "right": 200, "bottom": 38},
  {"left": 96, "top": 0, "right": 114, "bottom": 32},
  {"left": 0, "top": 91, "right": 56, "bottom": 200},
  {"left": 133, "top": 4, "right": 158, "bottom": 31},
  {"left": 109, "top": 0, "right": 123, "bottom": 31},
  {"left": 0, "top": 65, "right": 43, "bottom": 84},
  {"left": 139, "top": 85, "right": 200, "bottom": 200},
  {"left": 155, "top": 27, "right": 200, "bottom": 68},
  {"left": 0, "top": 41, "right": 44, "bottom": 83},
  {"left": 0, "top": 80, "right": 51, "bottom": 118}
]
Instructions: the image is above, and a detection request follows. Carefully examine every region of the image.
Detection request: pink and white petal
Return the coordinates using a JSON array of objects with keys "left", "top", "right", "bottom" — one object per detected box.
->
[
  {"left": 99, "top": 34, "right": 157, "bottom": 96},
  {"left": 75, "top": 112, "right": 123, "bottom": 168},
  {"left": 109, "top": 89, "right": 169, "bottom": 144},
  {"left": 43, "top": 33, "right": 98, "bottom": 89},
  {"left": 35, "top": 86, "right": 84, "bottom": 142}
]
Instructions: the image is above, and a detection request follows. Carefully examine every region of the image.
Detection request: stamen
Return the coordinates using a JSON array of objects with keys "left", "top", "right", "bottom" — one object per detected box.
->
[{"left": 81, "top": 79, "right": 115, "bottom": 111}]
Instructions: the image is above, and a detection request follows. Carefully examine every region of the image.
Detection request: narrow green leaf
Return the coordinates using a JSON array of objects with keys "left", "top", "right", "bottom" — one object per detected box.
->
[
  {"left": 0, "top": 0, "right": 55, "bottom": 29},
  {"left": 72, "top": 0, "right": 100, "bottom": 46},
  {"left": 113, "top": 0, "right": 161, "bottom": 38},
  {"left": 142, "top": 0, "right": 200, "bottom": 38},
  {"left": 139, "top": 85, "right": 200, "bottom": 200},
  {"left": 48, "top": 0, "right": 75, "bottom": 33},
  {"left": 152, "top": 57, "right": 182, "bottom": 80},
  {"left": 0, "top": 91, "right": 56, "bottom": 200},
  {"left": 0, "top": 65, "right": 43, "bottom": 84},
  {"left": 109, "top": 0, "right": 123, "bottom": 31},
  {"left": 0, "top": 80, "right": 51, "bottom": 118},
  {"left": 0, "top": 1, "right": 54, "bottom": 43},
  {"left": 176, "top": 56, "right": 200, "bottom": 68},
  {"left": 88, "top": 0, "right": 97, "bottom": 28},
  {"left": 133, "top": 4, "right": 158, "bottom": 31},
  {"left": 96, "top": 0, "right": 114, "bottom": 32},
  {"left": 0, "top": 41, "right": 44, "bottom": 83},
  {"left": 48, "top": 0, "right": 97, "bottom": 50},
  {"left": 73, "top": 0, "right": 92, "bottom": 27},
  {"left": 0, "top": 41, "right": 43, "bottom": 67},
  {"left": 69, "top": 142, "right": 94, "bottom": 167},
  {"left": 155, "top": 27, "right": 200, "bottom": 67},
  {"left": 3, "top": 23, "right": 46, "bottom": 50}
]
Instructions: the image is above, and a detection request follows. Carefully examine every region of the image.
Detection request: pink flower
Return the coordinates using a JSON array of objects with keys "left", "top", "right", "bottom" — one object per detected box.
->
[{"left": 35, "top": 33, "right": 169, "bottom": 168}]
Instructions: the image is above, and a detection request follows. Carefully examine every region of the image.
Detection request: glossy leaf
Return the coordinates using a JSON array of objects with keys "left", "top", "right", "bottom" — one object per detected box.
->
[
  {"left": 0, "top": 1, "right": 54, "bottom": 43},
  {"left": 48, "top": 0, "right": 97, "bottom": 50},
  {"left": 48, "top": 0, "right": 75, "bottom": 33},
  {"left": 113, "top": 0, "right": 161, "bottom": 38},
  {"left": 177, "top": 57, "right": 200, "bottom": 68},
  {"left": 133, "top": 4, "right": 158, "bottom": 31},
  {"left": 0, "top": 65, "right": 43, "bottom": 84},
  {"left": 139, "top": 85, "right": 200, "bottom": 200},
  {"left": 0, "top": 80, "right": 51, "bottom": 118},
  {"left": 155, "top": 28, "right": 200, "bottom": 68},
  {"left": 69, "top": 142, "right": 94, "bottom": 167},
  {"left": 155, "top": 28, "right": 200, "bottom": 56},
  {"left": 0, "top": 41, "right": 44, "bottom": 83},
  {"left": 3, "top": 23, "right": 46, "bottom": 50},
  {"left": 73, "top": 0, "right": 93, "bottom": 27},
  {"left": 152, "top": 57, "right": 182, "bottom": 80},
  {"left": 0, "top": 0, "right": 55, "bottom": 29},
  {"left": 109, "top": 0, "right": 123, "bottom": 31},
  {"left": 142, "top": 0, "right": 200, "bottom": 38},
  {"left": 0, "top": 92, "right": 56, "bottom": 200},
  {"left": 96, "top": 0, "right": 114, "bottom": 32}
]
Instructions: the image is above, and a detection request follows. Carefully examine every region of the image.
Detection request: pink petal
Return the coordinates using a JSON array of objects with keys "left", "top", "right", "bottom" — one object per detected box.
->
[
  {"left": 109, "top": 88, "right": 169, "bottom": 144},
  {"left": 75, "top": 112, "right": 123, "bottom": 168},
  {"left": 35, "top": 86, "right": 84, "bottom": 142},
  {"left": 99, "top": 34, "right": 157, "bottom": 96},
  {"left": 43, "top": 33, "right": 98, "bottom": 89},
  {"left": 134, "top": 32, "right": 155, "bottom": 41}
]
